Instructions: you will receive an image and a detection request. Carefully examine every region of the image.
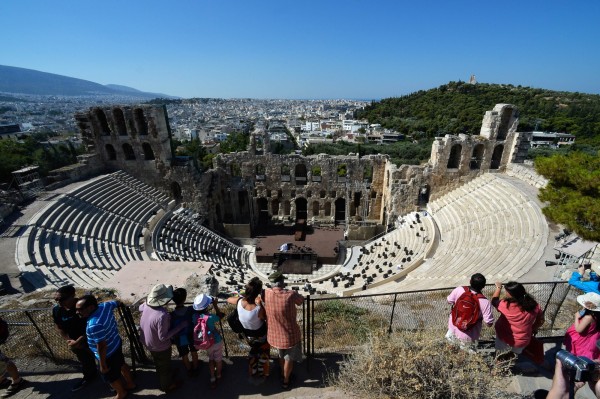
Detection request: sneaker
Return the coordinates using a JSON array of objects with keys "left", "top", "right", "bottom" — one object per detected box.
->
[{"left": 71, "top": 379, "right": 89, "bottom": 392}]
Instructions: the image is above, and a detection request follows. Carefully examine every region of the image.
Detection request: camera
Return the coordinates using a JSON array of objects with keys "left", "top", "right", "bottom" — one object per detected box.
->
[{"left": 556, "top": 350, "right": 598, "bottom": 382}]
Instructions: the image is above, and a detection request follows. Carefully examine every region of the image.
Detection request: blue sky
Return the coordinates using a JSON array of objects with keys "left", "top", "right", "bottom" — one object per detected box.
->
[{"left": 2, "top": 0, "right": 599, "bottom": 99}]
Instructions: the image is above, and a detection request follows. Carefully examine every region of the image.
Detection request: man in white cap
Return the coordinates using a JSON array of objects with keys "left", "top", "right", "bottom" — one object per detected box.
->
[{"left": 139, "top": 284, "right": 188, "bottom": 393}]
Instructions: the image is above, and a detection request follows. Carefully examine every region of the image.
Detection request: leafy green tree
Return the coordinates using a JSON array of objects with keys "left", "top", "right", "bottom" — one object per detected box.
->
[
  {"left": 535, "top": 152, "right": 600, "bottom": 241},
  {"left": 220, "top": 132, "right": 249, "bottom": 153}
]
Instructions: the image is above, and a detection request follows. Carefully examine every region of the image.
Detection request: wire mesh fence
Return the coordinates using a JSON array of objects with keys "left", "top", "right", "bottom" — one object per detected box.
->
[
  {"left": 305, "top": 282, "right": 575, "bottom": 355},
  {"left": 0, "top": 282, "right": 577, "bottom": 363}
]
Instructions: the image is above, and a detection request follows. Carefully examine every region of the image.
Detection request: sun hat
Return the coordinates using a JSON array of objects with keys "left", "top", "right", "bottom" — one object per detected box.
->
[
  {"left": 577, "top": 292, "right": 600, "bottom": 311},
  {"left": 146, "top": 284, "right": 174, "bottom": 307},
  {"left": 193, "top": 294, "right": 213, "bottom": 311},
  {"left": 268, "top": 270, "right": 285, "bottom": 283}
]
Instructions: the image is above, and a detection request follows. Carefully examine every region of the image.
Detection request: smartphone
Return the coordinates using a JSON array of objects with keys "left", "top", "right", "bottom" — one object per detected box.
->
[
  {"left": 584, "top": 263, "right": 592, "bottom": 270},
  {"left": 579, "top": 309, "right": 588, "bottom": 317}
]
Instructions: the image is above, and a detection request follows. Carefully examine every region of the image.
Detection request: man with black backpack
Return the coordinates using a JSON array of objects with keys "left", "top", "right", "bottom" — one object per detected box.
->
[{"left": 446, "top": 273, "right": 494, "bottom": 348}]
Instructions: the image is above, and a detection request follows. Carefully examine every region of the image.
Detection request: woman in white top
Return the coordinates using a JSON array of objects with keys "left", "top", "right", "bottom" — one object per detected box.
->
[{"left": 227, "top": 277, "right": 269, "bottom": 377}]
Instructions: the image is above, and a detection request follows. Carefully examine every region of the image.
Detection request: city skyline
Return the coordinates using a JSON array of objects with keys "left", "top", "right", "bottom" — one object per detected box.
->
[{"left": 2, "top": 0, "right": 599, "bottom": 99}]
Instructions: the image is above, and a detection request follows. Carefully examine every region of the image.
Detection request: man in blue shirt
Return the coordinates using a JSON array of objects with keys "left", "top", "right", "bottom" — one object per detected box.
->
[
  {"left": 568, "top": 264, "right": 600, "bottom": 295},
  {"left": 76, "top": 295, "right": 135, "bottom": 399}
]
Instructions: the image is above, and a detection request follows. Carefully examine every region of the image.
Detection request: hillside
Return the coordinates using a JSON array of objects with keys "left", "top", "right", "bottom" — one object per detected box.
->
[
  {"left": 358, "top": 81, "right": 600, "bottom": 145},
  {"left": 0, "top": 65, "right": 173, "bottom": 98}
]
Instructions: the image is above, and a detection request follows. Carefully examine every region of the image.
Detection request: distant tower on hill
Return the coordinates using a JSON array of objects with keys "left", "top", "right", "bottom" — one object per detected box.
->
[{"left": 469, "top": 74, "right": 477, "bottom": 84}]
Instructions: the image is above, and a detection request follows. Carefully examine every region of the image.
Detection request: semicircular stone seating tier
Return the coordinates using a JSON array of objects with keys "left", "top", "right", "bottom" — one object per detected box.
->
[
  {"left": 303, "top": 211, "right": 436, "bottom": 296},
  {"left": 397, "top": 173, "right": 548, "bottom": 291},
  {"left": 152, "top": 207, "right": 254, "bottom": 293},
  {"left": 18, "top": 171, "right": 169, "bottom": 289}
]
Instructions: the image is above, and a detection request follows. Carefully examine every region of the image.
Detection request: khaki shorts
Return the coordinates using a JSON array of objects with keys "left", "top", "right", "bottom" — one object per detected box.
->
[{"left": 276, "top": 342, "right": 303, "bottom": 362}]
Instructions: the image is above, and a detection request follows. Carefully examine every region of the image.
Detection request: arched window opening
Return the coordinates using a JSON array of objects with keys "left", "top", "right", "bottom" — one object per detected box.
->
[
  {"left": 312, "top": 201, "right": 320, "bottom": 217},
  {"left": 257, "top": 198, "right": 269, "bottom": 224},
  {"left": 134, "top": 108, "right": 148, "bottom": 136},
  {"left": 113, "top": 108, "right": 127, "bottom": 136},
  {"left": 142, "top": 143, "right": 155, "bottom": 160},
  {"left": 122, "top": 143, "right": 136, "bottom": 160},
  {"left": 324, "top": 202, "right": 331, "bottom": 217},
  {"left": 283, "top": 200, "right": 291, "bottom": 216},
  {"left": 105, "top": 144, "right": 117, "bottom": 160},
  {"left": 497, "top": 108, "right": 513, "bottom": 140},
  {"left": 490, "top": 145, "right": 504, "bottom": 169},
  {"left": 94, "top": 109, "right": 111, "bottom": 136},
  {"left": 271, "top": 199, "right": 280, "bottom": 216},
  {"left": 470, "top": 144, "right": 485, "bottom": 170},
  {"left": 447, "top": 144, "right": 462, "bottom": 169}
]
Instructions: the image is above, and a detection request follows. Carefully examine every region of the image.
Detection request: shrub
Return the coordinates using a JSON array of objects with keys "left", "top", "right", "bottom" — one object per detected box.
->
[{"left": 330, "top": 331, "right": 520, "bottom": 399}]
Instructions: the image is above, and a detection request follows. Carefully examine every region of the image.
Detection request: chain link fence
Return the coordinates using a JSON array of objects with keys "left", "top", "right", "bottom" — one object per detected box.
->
[{"left": 0, "top": 282, "right": 578, "bottom": 363}]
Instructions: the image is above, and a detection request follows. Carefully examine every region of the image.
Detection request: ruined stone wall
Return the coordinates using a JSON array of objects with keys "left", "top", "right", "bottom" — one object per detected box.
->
[
  {"left": 426, "top": 103, "right": 524, "bottom": 201},
  {"left": 75, "top": 105, "right": 172, "bottom": 189},
  {"left": 211, "top": 152, "right": 388, "bottom": 229}
]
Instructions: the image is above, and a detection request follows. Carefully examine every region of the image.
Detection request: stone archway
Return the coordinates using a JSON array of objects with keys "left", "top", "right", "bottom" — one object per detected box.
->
[
  {"left": 470, "top": 144, "right": 485, "bottom": 170},
  {"left": 295, "top": 197, "right": 307, "bottom": 221},
  {"left": 257, "top": 198, "right": 269, "bottom": 224},
  {"left": 334, "top": 198, "right": 346, "bottom": 222},
  {"left": 490, "top": 145, "right": 504, "bottom": 169}
]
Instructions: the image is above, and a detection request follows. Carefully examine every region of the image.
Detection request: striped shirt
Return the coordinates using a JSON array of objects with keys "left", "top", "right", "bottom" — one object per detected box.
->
[
  {"left": 265, "top": 287, "right": 304, "bottom": 349},
  {"left": 86, "top": 301, "right": 122, "bottom": 359}
]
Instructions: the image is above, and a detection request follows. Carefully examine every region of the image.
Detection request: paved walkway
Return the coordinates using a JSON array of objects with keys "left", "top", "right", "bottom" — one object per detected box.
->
[{"left": 6, "top": 354, "right": 348, "bottom": 399}]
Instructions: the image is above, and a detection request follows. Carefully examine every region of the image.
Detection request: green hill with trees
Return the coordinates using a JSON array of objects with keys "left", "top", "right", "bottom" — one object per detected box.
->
[{"left": 357, "top": 81, "right": 600, "bottom": 147}]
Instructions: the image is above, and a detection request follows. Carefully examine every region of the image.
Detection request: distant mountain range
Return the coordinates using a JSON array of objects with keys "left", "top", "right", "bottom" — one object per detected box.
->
[{"left": 0, "top": 65, "right": 176, "bottom": 99}]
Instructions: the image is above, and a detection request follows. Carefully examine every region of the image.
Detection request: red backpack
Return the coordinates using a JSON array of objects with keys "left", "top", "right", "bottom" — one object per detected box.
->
[{"left": 451, "top": 287, "right": 485, "bottom": 332}]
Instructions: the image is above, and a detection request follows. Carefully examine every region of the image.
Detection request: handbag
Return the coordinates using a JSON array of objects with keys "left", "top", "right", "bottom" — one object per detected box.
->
[
  {"left": 227, "top": 298, "right": 245, "bottom": 334},
  {"left": 522, "top": 336, "right": 544, "bottom": 365}
]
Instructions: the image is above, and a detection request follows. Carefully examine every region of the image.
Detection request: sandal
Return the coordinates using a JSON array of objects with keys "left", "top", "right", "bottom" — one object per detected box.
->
[
  {"left": 210, "top": 377, "right": 217, "bottom": 389},
  {"left": 281, "top": 374, "right": 295, "bottom": 390}
]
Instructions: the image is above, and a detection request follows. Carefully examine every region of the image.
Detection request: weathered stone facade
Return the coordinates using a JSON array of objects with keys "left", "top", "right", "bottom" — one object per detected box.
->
[{"left": 74, "top": 103, "right": 527, "bottom": 240}]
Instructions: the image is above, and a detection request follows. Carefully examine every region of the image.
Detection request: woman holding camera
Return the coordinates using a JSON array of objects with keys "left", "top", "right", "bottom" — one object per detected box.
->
[
  {"left": 564, "top": 292, "right": 600, "bottom": 360},
  {"left": 492, "top": 281, "right": 545, "bottom": 359}
]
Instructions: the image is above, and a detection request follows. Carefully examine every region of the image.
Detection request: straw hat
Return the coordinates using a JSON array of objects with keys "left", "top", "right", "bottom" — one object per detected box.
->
[
  {"left": 146, "top": 284, "right": 174, "bottom": 307},
  {"left": 577, "top": 292, "right": 600, "bottom": 312}
]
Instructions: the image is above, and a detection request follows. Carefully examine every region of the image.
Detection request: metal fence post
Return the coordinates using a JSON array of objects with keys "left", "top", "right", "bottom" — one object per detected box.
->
[
  {"left": 24, "top": 310, "right": 56, "bottom": 362},
  {"left": 388, "top": 293, "right": 398, "bottom": 334}
]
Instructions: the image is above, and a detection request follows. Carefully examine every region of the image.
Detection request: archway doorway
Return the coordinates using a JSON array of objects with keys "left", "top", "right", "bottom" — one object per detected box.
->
[
  {"left": 295, "top": 198, "right": 307, "bottom": 221},
  {"left": 334, "top": 198, "right": 346, "bottom": 222},
  {"left": 490, "top": 145, "right": 504, "bottom": 169},
  {"left": 470, "top": 144, "right": 485, "bottom": 170},
  {"left": 257, "top": 198, "right": 269, "bottom": 224}
]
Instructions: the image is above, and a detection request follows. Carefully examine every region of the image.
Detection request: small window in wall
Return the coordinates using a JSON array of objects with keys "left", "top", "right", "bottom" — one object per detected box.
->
[
  {"left": 283, "top": 200, "right": 291, "bottom": 215},
  {"left": 337, "top": 164, "right": 347, "bottom": 177},
  {"left": 312, "top": 201, "right": 319, "bottom": 216},
  {"left": 330, "top": 191, "right": 336, "bottom": 198},
  {"left": 447, "top": 144, "right": 462, "bottom": 169},
  {"left": 272, "top": 199, "right": 279, "bottom": 215},
  {"left": 319, "top": 190, "right": 326, "bottom": 199},
  {"left": 306, "top": 190, "right": 312, "bottom": 198},
  {"left": 142, "top": 143, "right": 155, "bottom": 160},
  {"left": 105, "top": 144, "right": 117, "bottom": 160},
  {"left": 281, "top": 164, "right": 290, "bottom": 175},
  {"left": 122, "top": 143, "right": 136, "bottom": 160},
  {"left": 278, "top": 189, "right": 283, "bottom": 198}
]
